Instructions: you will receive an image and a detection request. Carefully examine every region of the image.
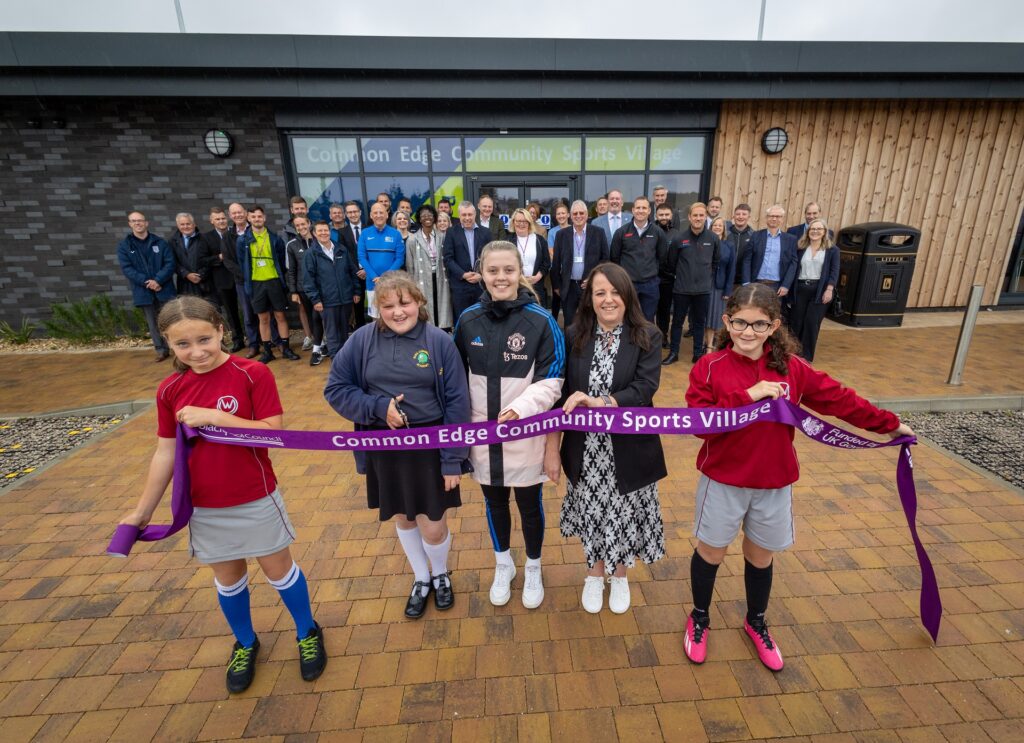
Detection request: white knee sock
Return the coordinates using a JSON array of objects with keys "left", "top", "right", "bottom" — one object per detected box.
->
[
  {"left": 422, "top": 530, "right": 452, "bottom": 589},
  {"left": 396, "top": 524, "right": 431, "bottom": 587}
]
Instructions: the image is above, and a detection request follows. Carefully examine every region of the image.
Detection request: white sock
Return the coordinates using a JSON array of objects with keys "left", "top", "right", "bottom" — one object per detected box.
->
[
  {"left": 495, "top": 549, "right": 514, "bottom": 567},
  {"left": 422, "top": 530, "right": 452, "bottom": 589},
  {"left": 396, "top": 525, "right": 431, "bottom": 588},
  {"left": 526, "top": 557, "right": 542, "bottom": 569},
  {"left": 313, "top": 344, "right": 322, "bottom": 353}
]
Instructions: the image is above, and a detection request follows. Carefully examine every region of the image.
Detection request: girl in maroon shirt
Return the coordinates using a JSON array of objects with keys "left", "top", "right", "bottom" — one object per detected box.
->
[
  {"left": 683, "top": 283, "right": 913, "bottom": 671},
  {"left": 120, "top": 296, "right": 325, "bottom": 694}
]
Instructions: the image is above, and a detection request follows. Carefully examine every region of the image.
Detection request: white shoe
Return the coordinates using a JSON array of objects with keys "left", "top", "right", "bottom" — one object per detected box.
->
[
  {"left": 301, "top": 336, "right": 313, "bottom": 351},
  {"left": 489, "top": 563, "right": 516, "bottom": 606},
  {"left": 608, "top": 576, "right": 630, "bottom": 614},
  {"left": 522, "top": 565, "right": 544, "bottom": 609},
  {"left": 581, "top": 575, "right": 605, "bottom": 613}
]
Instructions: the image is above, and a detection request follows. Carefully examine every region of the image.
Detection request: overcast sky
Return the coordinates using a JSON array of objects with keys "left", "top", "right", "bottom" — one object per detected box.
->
[{"left": 3, "top": 0, "right": 1023, "bottom": 42}]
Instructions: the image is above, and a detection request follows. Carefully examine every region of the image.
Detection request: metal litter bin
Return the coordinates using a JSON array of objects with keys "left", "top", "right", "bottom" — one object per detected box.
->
[{"left": 832, "top": 222, "right": 920, "bottom": 327}]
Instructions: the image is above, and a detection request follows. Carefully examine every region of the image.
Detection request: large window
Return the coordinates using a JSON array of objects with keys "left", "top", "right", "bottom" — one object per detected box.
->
[{"left": 287, "top": 133, "right": 710, "bottom": 223}]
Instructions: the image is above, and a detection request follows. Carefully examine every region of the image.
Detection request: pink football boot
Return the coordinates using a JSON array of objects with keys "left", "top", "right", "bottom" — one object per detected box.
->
[
  {"left": 744, "top": 619, "right": 784, "bottom": 671},
  {"left": 683, "top": 614, "right": 709, "bottom": 664}
]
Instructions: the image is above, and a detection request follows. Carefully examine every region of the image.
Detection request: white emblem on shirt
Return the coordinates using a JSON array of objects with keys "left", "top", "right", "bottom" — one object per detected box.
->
[{"left": 216, "top": 396, "right": 239, "bottom": 415}]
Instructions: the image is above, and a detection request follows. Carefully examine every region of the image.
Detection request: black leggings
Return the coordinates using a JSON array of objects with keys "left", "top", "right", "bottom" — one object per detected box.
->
[{"left": 481, "top": 483, "right": 544, "bottom": 560}]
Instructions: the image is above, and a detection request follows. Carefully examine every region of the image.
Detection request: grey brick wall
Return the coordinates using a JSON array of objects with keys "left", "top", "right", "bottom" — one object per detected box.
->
[{"left": 0, "top": 99, "right": 288, "bottom": 327}]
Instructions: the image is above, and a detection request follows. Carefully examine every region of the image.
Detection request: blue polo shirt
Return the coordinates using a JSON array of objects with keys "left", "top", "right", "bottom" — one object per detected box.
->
[{"left": 357, "top": 225, "right": 405, "bottom": 282}]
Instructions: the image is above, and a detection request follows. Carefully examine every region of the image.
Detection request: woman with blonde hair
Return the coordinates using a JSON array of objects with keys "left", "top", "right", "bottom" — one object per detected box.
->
[
  {"left": 508, "top": 208, "right": 551, "bottom": 307},
  {"left": 790, "top": 219, "right": 839, "bottom": 362}
]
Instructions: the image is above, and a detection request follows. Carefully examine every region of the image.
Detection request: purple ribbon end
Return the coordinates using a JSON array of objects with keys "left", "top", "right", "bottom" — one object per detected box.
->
[{"left": 107, "top": 524, "right": 141, "bottom": 557}]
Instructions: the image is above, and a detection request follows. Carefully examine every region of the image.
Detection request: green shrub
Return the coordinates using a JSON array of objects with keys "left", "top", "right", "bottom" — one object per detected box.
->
[
  {"left": 0, "top": 318, "right": 37, "bottom": 344},
  {"left": 44, "top": 295, "right": 147, "bottom": 342}
]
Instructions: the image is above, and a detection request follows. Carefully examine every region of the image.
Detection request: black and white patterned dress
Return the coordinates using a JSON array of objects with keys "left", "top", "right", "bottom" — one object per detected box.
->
[{"left": 559, "top": 325, "right": 666, "bottom": 574}]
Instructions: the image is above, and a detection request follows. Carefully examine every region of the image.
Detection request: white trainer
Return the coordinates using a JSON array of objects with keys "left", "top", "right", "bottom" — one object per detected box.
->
[
  {"left": 522, "top": 565, "right": 545, "bottom": 609},
  {"left": 489, "top": 563, "right": 516, "bottom": 606},
  {"left": 608, "top": 576, "right": 630, "bottom": 614},
  {"left": 301, "top": 336, "right": 313, "bottom": 351},
  {"left": 581, "top": 575, "right": 605, "bottom": 614}
]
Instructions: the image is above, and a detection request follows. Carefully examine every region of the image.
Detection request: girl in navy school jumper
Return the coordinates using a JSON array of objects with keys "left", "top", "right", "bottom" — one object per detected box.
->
[
  {"left": 119, "top": 296, "right": 325, "bottom": 694},
  {"left": 683, "top": 283, "right": 914, "bottom": 671}
]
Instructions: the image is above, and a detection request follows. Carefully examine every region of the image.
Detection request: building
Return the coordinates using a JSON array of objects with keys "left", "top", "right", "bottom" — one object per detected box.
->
[{"left": 2, "top": 3, "right": 1023, "bottom": 324}]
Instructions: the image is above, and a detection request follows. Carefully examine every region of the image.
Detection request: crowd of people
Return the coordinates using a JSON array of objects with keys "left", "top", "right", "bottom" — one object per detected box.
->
[
  {"left": 116, "top": 189, "right": 842, "bottom": 370},
  {"left": 116, "top": 187, "right": 904, "bottom": 696}
]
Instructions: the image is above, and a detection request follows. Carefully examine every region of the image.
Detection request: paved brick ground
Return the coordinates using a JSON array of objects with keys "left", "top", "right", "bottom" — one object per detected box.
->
[{"left": 0, "top": 316, "right": 1022, "bottom": 742}]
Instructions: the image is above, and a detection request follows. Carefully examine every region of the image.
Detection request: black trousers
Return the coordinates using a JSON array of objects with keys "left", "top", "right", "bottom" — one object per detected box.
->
[
  {"left": 670, "top": 293, "right": 709, "bottom": 358},
  {"left": 296, "top": 291, "right": 324, "bottom": 346},
  {"left": 321, "top": 303, "right": 351, "bottom": 356},
  {"left": 790, "top": 280, "right": 828, "bottom": 362},
  {"left": 481, "top": 483, "right": 544, "bottom": 560},
  {"left": 216, "top": 284, "right": 246, "bottom": 345},
  {"left": 656, "top": 277, "right": 674, "bottom": 340},
  {"left": 451, "top": 286, "right": 479, "bottom": 325},
  {"left": 559, "top": 281, "right": 583, "bottom": 329}
]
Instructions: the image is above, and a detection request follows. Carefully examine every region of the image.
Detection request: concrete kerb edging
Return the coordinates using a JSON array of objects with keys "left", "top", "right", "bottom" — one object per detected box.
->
[
  {"left": 0, "top": 399, "right": 153, "bottom": 421},
  {"left": 870, "top": 394, "right": 1024, "bottom": 413}
]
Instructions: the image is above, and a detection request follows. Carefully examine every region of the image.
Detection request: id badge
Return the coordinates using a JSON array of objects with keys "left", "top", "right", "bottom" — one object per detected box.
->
[
  {"left": 573, "top": 255, "right": 584, "bottom": 264},
  {"left": 256, "top": 259, "right": 267, "bottom": 267}
]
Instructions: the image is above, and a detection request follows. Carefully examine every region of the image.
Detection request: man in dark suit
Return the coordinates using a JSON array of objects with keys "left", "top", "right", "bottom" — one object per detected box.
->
[
  {"left": 442, "top": 201, "right": 492, "bottom": 321},
  {"left": 205, "top": 206, "right": 247, "bottom": 351},
  {"left": 786, "top": 201, "right": 834, "bottom": 239},
  {"left": 551, "top": 199, "right": 609, "bottom": 328},
  {"left": 169, "top": 212, "right": 214, "bottom": 299},
  {"left": 477, "top": 194, "right": 507, "bottom": 240},
  {"left": 742, "top": 204, "right": 798, "bottom": 302},
  {"left": 333, "top": 200, "right": 369, "bottom": 327},
  {"left": 609, "top": 196, "right": 667, "bottom": 322}
]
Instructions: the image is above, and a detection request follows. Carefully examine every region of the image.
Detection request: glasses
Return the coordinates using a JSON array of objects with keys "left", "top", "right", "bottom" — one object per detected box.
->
[{"left": 728, "top": 318, "right": 772, "bottom": 333}]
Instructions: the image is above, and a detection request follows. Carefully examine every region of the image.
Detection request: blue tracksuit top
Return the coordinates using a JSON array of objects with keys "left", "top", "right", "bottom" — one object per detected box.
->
[{"left": 357, "top": 225, "right": 405, "bottom": 282}]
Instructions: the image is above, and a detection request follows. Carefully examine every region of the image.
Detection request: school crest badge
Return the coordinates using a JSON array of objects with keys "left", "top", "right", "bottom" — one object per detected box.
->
[
  {"left": 413, "top": 349, "right": 430, "bottom": 368},
  {"left": 507, "top": 332, "right": 526, "bottom": 352}
]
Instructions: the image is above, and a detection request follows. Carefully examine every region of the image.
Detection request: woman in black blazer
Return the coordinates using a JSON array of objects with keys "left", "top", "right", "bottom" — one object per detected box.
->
[
  {"left": 509, "top": 208, "right": 551, "bottom": 307},
  {"left": 790, "top": 218, "right": 840, "bottom": 362},
  {"left": 544, "top": 262, "right": 667, "bottom": 616}
]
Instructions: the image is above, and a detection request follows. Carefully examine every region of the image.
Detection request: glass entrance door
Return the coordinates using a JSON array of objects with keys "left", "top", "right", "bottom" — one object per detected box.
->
[{"left": 473, "top": 177, "right": 575, "bottom": 232}]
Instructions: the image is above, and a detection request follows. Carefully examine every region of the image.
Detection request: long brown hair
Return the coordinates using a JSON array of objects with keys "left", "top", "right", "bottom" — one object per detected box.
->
[
  {"left": 713, "top": 283, "right": 801, "bottom": 374},
  {"left": 571, "top": 262, "right": 653, "bottom": 353},
  {"left": 797, "top": 218, "right": 834, "bottom": 250},
  {"left": 156, "top": 296, "right": 227, "bottom": 373}
]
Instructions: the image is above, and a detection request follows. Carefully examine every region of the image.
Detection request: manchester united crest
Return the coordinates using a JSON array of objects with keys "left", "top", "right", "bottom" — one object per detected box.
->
[{"left": 506, "top": 332, "right": 526, "bottom": 352}]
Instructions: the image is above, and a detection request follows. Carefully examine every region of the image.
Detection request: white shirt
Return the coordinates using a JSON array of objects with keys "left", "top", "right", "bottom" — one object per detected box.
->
[
  {"left": 608, "top": 211, "right": 623, "bottom": 233},
  {"left": 799, "top": 247, "right": 826, "bottom": 281},
  {"left": 318, "top": 241, "right": 335, "bottom": 261},
  {"left": 514, "top": 233, "right": 538, "bottom": 274}
]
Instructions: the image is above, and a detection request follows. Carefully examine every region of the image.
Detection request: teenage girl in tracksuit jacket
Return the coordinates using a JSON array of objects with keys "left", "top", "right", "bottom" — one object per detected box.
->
[
  {"left": 454, "top": 240, "right": 565, "bottom": 611},
  {"left": 682, "top": 282, "right": 913, "bottom": 672}
]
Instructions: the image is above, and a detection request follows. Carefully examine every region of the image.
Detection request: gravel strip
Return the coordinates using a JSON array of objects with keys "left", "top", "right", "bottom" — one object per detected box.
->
[
  {"left": 903, "top": 410, "right": 1024, "bottom": 489},
  {"left": 0, "top": 415, "right": 128, "bottom": 489}
]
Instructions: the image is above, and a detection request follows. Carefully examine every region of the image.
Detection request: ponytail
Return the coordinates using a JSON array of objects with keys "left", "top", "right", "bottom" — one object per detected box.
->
[{"left": 717, "top": 284, "right": 802, "bottom": 375}]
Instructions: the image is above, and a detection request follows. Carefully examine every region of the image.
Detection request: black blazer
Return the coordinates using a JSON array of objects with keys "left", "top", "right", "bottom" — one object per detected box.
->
[
  {"left": 442, "top": 225, "right": 493, "bottom": 293},
  {"left": 741, "top": 229, "right": 798, "bottom": 288},
  {"left": 203, "top": 228, "right": 241, "bottom": 289},
  {"left": 550, "top": 225, "right": 609, "bottom": 297},
  {"left": 510, "top": 232, "right": 550, "bottom": 278},
  {"left": 795, "top": 245, "right": 840, "bottom": 303},
  {"left": 169, "top": 230, "right": 214, "bottom": 295},
  {"left": 557, "top": 323, "right": 667, "bottom": 494}
]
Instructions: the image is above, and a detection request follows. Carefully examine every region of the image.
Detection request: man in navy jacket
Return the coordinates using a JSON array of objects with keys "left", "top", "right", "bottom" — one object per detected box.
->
[
  {"left": 117, "top": 210, "right": 176, "bottom": 361},
  {"left": 786, "top": 201, "right": 834, "bottom": 240},
  {"left": 742, "top": 205, "right": 798, "bottom": 302},
  {"left": 551, "top": 199, "right": 609, "bottom": 328},
  {"left": 303, "top": 221, "right": 362, "bottom": 366},
  {"left": 442, "top": 201, "right": 492, "bottom": 322}
]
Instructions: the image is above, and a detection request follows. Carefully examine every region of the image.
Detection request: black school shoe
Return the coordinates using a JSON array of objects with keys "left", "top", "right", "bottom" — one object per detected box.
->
[
  {"left": 297, "top": 622, "right": 328, "bottom": 681},
  {"left": 280, "top": 345, "right": 301, "bottom": 361},
  {"left": 405, "top": 580, "right": 432, "bottom": 619},
  {"left": 433, "top": 572, "right": 455, "bottom": 611},
  {"left": 225, "top": 636, "right": 260, "bottom": 693}
]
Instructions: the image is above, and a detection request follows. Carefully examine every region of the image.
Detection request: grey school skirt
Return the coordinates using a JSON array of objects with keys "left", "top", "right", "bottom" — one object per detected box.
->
[{"left": 188, "top": 489, "right": 296, "bottom": 564}]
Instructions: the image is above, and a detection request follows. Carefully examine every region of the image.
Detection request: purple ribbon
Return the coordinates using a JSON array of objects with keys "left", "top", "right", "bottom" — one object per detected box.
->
[
  {"left": 105, "top": 398, "right": 941, "bottom": 641},
  {"left": 106, "top": 425, "right": 195, "bottom": 557}
]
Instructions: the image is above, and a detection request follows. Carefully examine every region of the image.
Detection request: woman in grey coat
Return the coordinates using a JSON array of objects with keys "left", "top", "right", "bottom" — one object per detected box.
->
[{"left": 405, "top": 204, "right": 454, "bottom": 330}]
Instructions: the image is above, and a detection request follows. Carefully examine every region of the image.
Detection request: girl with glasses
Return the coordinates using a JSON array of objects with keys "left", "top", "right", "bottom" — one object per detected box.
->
[{"left": 682, "top": 283, "right": 913, "bottom": 672}]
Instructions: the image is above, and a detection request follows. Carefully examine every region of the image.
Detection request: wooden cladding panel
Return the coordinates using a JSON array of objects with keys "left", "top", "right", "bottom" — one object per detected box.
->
[{"left": 710, "top": 99, "right": 1024, "bottom": 307}]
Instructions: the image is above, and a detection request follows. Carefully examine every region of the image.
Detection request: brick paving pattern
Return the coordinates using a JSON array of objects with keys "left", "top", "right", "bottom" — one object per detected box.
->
[{"left": 0, "top": 317, "right": 1021, "bottom": 741}]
